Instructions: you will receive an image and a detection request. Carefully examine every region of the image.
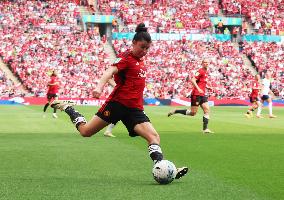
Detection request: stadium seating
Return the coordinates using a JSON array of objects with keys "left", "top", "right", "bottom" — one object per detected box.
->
[
  {"left": 0, "top": 68, "right": 20, "bottom": 97},
  {"left": 221, "top": 0, "right": 284, "bottom": 34},
  {"left": 97, "top": 0, "right": 218, "bottom": 33},
  {"left": 0, "top": 0, "right": 113, "bottom": 98},
  {"left": 0, "top": 0, "right": 283, "bottom": 99}
]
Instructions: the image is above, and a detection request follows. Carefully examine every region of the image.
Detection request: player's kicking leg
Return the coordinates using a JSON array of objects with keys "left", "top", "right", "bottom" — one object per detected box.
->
[{"left": 50, "top": 100, "right": 88, "bottom": 130}]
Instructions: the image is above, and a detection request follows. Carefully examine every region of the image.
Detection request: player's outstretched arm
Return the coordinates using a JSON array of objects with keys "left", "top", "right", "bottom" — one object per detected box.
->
[
  {"left": 93, "top": 66, "right": 118, "bottom": 98},
  {"left": 108, "top": 78, "right": 116, "bottom": 87}
]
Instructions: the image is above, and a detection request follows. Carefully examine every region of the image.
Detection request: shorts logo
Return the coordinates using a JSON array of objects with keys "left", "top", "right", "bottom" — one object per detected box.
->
[{"left": 104, "top": 110, "right": 110, "bottom": 117}]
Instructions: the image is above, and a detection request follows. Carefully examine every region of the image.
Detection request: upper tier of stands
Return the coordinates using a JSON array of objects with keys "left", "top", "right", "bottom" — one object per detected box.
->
[
  {"left": 97, "top": 0, "right": 218, "bottom": 33},
  {"left": 221, "top": 0, "right": 284, "bottom": 32}
]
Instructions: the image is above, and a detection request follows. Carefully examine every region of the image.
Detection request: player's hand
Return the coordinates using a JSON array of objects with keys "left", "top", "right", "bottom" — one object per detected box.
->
[{"left": 93, "top": 88, "right": 103, "bottom": 99}]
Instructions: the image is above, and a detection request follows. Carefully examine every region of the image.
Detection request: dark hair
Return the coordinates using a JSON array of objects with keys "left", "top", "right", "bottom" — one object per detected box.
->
[{"left": 132, "top": 23, "right": 151, "bottom": 43}]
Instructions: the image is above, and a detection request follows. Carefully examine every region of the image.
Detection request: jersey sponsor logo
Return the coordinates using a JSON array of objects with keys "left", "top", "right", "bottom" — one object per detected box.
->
[
  {"left": 138, "top": 68, "right": 146, "bottom": 78},
  {"left": 113, "top": 58, "right": 122, "bottom": 64}
]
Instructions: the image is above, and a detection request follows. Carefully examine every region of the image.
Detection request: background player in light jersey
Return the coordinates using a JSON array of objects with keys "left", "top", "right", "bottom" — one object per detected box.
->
[
  {"left": 168, "top": 59, "right": 214, "bottom": 134},
  {"left": 245, "top": 74, "right": 262, "bottom": 118},
  {"left": 43, "top": 70, "right": 60, "bottom": 118},
  {"left": 51, "top": 23, "right": 188, "bottom": 181},
  {"left": 256, "top": 71, "right": 277, "bottom": 118},
  {"left": 103, "top": 78, "right": 117, "bottom": 138}
]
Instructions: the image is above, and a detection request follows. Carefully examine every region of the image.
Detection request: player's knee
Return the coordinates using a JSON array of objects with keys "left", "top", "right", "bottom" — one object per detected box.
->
[{"left": 78, "top": 126, "right": 95, "bottom": 137}]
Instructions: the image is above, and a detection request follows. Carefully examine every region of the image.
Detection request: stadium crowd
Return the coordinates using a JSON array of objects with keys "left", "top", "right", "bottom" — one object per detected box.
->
[
  {"left": 0, "top": 68, "right": 18, "bottom": 97},
  {"left": 221, "top": 0, "right": 284, "bottom": 34},
  {"left": 97, "top": 0, "right": 218, "bottom": 33},
  {"left": 0, "top": 0, "right": 113, "bottom": 98},
  {"left": 0, "top": 0, "right": 283, "bottom": 100}
]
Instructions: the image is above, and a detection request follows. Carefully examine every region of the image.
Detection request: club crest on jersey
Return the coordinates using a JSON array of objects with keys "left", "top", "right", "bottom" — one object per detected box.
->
[
  {"left": 136, "top": 62, "right": 139, "bottom": 66},
  {"left": 113, "top": 58, "right": 122, "bottom": 64},
  {"left": 104, "top": 110, "right": 110, "bottom": 117}
]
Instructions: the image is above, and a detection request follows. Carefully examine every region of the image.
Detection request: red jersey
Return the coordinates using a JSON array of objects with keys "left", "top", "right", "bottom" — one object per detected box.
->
[
  {"left": 107, "top": 50, "right": 146, "bottom": 110},
  {"left": 47, "top": 76, "right": 60, "bottom": 94},
  {"left": 250, "top": 80, "right": 260, "bottom": 97},
  {"left": 191, "top": 68, "right": 207, "bottom": 96}
]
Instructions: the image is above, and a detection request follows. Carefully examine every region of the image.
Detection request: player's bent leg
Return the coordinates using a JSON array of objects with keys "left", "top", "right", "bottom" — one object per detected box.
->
[
  {"left": 51, "top": 100, "right": 108, "bottom": 137},
  {"left": 78, "top": 115, "right": 109, "bottom": 137}
]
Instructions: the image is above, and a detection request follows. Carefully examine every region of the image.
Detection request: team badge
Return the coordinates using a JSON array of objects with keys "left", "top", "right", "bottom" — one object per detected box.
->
[
  {"left": 113, "top": 58, "right": 122, "bottom": 64},
  {"left": 104, "top": 110, "right": 110, "bottom": 117}
]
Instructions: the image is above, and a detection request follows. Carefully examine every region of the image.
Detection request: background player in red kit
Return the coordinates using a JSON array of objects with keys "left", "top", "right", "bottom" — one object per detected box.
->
[
  {"left": 43, "top": 70, "right": 60, "bottom": 118},
  {"left": 245, "top": 74, "right": 261, "bottom": 118},
  {"left": 51, "top": 23, "right": 188, "bottom": 181},
  {"left": 168, "top": 59, "right": 214, "bottom": 133}
]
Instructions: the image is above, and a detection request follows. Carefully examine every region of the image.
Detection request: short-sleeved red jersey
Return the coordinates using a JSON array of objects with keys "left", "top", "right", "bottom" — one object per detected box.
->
[
  {"left": 107, "top": 50, "right": 146, "bottom": 110},
  {"left": 250, "top": 80, "right": 260, "bottom": 97},
  {"left": 191, "top": 68, "right": 207, "bottom": 96},
  {"left": 47, "top": 76, "right": 60, "bottom": 94}
]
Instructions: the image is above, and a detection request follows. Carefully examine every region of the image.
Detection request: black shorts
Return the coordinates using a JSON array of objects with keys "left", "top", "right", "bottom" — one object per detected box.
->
[
  {"left": 47, "top": 93, "right": 58, "bottom": 100},
  {"left": 96, "top": 101, "right": 150, "bottom": 137},
  {"left": 191, "top": 95, "right": 208, "bottom": 106},
  {"left": 261, "top": 95, "right": 270, "bottom": 101},
  {"left": 250, "top": 96, "right": 259, "bottom": 103}
]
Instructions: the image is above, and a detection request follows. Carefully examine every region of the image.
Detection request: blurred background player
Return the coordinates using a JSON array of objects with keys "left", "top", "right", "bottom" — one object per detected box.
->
[
  {"left": 168, "top": 59, "right": 214, "bottom": 133},
  {"left": 103, "top": 78, "right": 117, "bottom": 138},
  {"left": 245, "top": 74, "right": 261, "bottom": 118},
  {"left": 104, "top": 123, "right": 116, "bottom": 137},
  {"left": 256, "top": 71, "right": 277, "bottom": 118},
  {"left": 51, "top": 23, "right": 188, "bottom": 180},
  {"left": 43, "top": 70, "right": 60, "bottom": 118}
]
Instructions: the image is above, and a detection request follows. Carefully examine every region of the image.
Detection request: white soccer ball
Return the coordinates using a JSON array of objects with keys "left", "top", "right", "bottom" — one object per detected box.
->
[{"left": 152, "top": 160, "right": 177, "bottom": 184}]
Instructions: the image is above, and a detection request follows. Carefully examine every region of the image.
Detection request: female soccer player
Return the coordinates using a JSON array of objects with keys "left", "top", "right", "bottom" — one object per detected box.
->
[
  {"left": 43, "top": 70, "right": 60, "bottom": 118},
  {"left": 256, "top": 71, "right": 277, "bottom": 118},
  {"left": 245, "top": 74, "right": 261, "bottom": 118},
  {"left": 51, "top": 23, "right": 188, "bottom": 180},
  {"left": 168, "top": 59, "right": 214, "bottom": 133}
]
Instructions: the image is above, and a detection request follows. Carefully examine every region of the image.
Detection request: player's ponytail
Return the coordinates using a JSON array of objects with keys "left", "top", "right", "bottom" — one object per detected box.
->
[{"left": 133, "top": 23, "right": 151, "bottom": 43}]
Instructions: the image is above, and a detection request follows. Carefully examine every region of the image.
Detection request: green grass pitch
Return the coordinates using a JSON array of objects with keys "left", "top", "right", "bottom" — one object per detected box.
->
[{"left": 0, "top": 105, "right": 283, "bottom": 200}]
